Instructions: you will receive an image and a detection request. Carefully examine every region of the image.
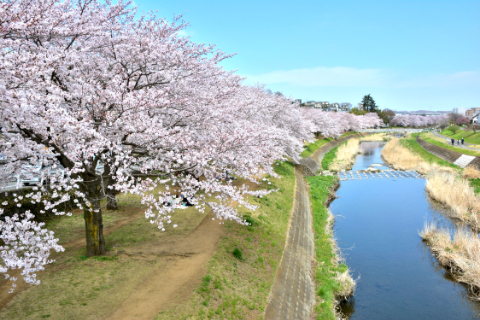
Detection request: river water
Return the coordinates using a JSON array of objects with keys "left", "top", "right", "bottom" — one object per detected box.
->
[{"left": 333, "top": 141, "right": 480, "bottom": 319}]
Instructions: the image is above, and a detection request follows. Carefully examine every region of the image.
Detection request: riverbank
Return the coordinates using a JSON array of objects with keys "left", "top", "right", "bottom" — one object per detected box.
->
[
  {"left": 381, "top": 133, "right": 480, "bottom": 304},
  {"left": 420, "top": 224, "right": 480, "bottom": 300},
  {"left": 322, "top": 139, "right": 361, "bottom": 171},
  {"left": 307, "top": 176, "right": 355, "bottom": 319}
]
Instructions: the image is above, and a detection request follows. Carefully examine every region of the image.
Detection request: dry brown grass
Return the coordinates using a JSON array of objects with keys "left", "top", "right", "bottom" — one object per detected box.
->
[
  {"left": 425, "top": 171, "right": 480, "bottom": 228},
  {"left": 360, "top": 133, "right": 390, "bottom": 142},
  {"left": 329, "top": 139, "right": 360, "bottom": 171},
  {"left": 463, "top": 166, "right": 480, "bottom": 179},
  {"left": 381, "top": 138, "right": 456, "bottom": 175},
  {"left": 420, "top": 223, "right": 480, "bottom": 299}
]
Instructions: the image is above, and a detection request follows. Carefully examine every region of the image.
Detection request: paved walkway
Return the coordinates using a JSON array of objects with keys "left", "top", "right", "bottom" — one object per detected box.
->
[
  {"left": 264, "top": 166, "right": 315, "bottom": 320},
  {"left": 432, "top": 131, "right": 480, "bottom": 151},
  {"left": 265, "top": 134, "right": 362, "bottom": 320}
]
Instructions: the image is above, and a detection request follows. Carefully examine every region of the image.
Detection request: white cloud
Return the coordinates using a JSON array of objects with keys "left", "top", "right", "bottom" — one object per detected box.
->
[
  {"left": 395, "top": 71, "right": 480, "bottom": 88},
  {"left": 243, "top": 66, "right": 480, "bottom": 89},
  {"left": 176, "top": 30, "right": 189, "bottom": 37},
  {"left": 244, "top": 66, "right": 389, "bottom": 88}
]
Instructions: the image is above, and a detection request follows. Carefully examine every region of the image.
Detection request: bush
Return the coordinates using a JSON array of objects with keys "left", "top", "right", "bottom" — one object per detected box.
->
[
  {"left": 232, "top": 248, "right": 243, "bottom": 260},
  {"left": 448, "top": 125, "right": 462, "bottom": 134}
]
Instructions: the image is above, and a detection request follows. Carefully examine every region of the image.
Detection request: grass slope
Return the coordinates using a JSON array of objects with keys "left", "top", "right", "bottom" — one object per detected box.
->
[
  {"left": 321, "top": 145, "right": 341, "bottom": 170},
  {"left": 307, "top": 175, "right": 347, "bottom": 320},
  {"left": 301, "top": 138, "right": 333, "bottom": 158},
  {"left": 156, "top": 161, "right": 296, "bottom": 319},
  {"left": 400, "top": 134, "right": 460, "bottom": 170},
  {"left": 420, "top": 133, "right": 480, "bottom": 157},
  {"left": 441, "top": 128, "right": 480, "bottom": 145}
]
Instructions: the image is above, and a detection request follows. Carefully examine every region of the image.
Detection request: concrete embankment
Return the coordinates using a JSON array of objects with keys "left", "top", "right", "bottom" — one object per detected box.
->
[
  {"left": 264, "top": 133, "right": 363, "bottom": 320},
  {"left": 416, "top": 136, "right": 480, "bottom": 170}
]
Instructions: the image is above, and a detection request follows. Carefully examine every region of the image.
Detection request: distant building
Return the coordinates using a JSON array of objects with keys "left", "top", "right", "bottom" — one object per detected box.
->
[
  {"left": 453, "top": 108, "right": 467, "bottom": 116},
  {"left": 466, "top": 108, "right": 480, "bottom": 117},
  {"left": 294, "top": 99, "right": 302, "bottom": 104},
  {"left": 340, "top": 103, "right": 352, "bottom": 111}
]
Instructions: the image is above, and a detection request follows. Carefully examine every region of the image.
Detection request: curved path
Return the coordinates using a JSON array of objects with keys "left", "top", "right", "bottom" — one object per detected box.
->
[
  {"left": 264, "top": 133, "right": 364, "bottom": 320},
  {"left": 432, "top": 131, "right": 480, "bottom": 151}
]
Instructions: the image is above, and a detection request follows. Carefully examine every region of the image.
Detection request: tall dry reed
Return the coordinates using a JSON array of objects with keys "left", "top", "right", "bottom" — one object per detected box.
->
[
  {"left": 360, "top": 133, "right": 390, "bottom": 142},
  {"left": 420, "top": 223, "right": 480, "bottom": 299},
  {"left": 329, "top": 139, "right": 360, "bottom": 171},
  {"left": 381, "top": 138, "right": 454, "bottom": 174},
  {"left": 425, "top": 171, "right": 480, "bottom": 228}
]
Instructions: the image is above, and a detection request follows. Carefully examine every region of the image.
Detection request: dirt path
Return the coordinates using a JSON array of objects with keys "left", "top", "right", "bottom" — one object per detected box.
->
[{"left": 106, "top": 211, "right": 224, "bottom": 320}]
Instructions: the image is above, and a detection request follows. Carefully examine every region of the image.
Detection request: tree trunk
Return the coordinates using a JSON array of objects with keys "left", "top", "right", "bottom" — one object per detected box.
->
[
  {"left": 104, "top": 162, "right": 118, "bottom": 210},
  {"left": 84, "top": 201, "right": 106, "bottom": 257},
  {"left": 82, "top": 173, "right": 106, "bottom": 257},
  {"left": 106, "top": 186, "right": 118, "bottom": 210}
]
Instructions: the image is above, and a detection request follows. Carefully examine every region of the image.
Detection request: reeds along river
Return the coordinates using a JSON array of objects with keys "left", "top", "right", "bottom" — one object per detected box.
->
[{"left": 332, "top": 141, "right": 480, "bottom": 320}]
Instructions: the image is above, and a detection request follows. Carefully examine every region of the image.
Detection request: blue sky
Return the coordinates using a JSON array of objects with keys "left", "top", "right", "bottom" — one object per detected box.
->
[{"left": 135, "top": 0, "right": 479, "bottom": 111}]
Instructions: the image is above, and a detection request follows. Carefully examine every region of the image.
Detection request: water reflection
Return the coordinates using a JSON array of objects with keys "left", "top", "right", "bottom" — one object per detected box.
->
[
  {"left": 352, "top": 142, "right": 389, "bottom": 171},
  {"left": 334, "top": 142, "right": 480, "bottom": 319}
]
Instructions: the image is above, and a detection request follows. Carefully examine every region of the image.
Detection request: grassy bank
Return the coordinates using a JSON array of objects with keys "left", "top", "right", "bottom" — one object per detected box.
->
[
  {"left": 307, "top": 175, "right": 355, "bottom": 320},
  {"left": 441, "top": 128, "right": 480, "bottom": 145},
  {"left": 420, "top": 133, "right": 480, "bottom": 157},
  {"left": 327, "top": 139, "right": 360, "bottom": 172},
  {"left": 301, "top": 138, "right": 333, "bottom": 158},
  {"left": 156, "top": 161, "right": 296, "bottom": 319},
  {"left": 381, "top": 136, "right": 460, "bottom": 174},
  {"left": 420, "top": 224, "right": 480, "bottom": 299},
  {"left": 301, "top": 132, "right": 359, "bottom": 159},
  {"left": 322, "top": 144, "right": 340, "bottom": 170}
]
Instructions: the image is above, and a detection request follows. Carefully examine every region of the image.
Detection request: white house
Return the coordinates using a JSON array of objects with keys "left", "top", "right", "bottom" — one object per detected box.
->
[{"left": 472, "top": 113, "right": 479, "bottom": 124}]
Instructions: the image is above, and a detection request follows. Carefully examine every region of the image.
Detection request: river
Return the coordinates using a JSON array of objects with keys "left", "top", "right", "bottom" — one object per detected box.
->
[{"left": 332, "top": 141, "right": 480, "bottom": 319}]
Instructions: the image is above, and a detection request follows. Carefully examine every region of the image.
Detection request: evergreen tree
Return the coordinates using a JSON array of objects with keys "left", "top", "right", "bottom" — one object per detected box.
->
[{"left": 361, "top": 94, "right": 378, "bottom": 112}]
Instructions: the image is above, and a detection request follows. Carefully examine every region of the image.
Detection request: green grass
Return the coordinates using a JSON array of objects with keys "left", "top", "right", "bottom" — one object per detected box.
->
[
  {"left": 301, "top": 133, "right": 358, "bottom": 159},
  {"left": 322, "top": 144, "right": 343, "bottom": 171},
  {"left": 307, "top": 175, "right": 344, "bottom": 320},
  {"left": 301, "top": 138, "right": 333, "bottom": 158},
  {"left": 470, "top": 178, "right": 480, "bottom": 195},
  {"left": 401, "top": 133, "right": 460, "bottom": 170},
  {"left": 441, "top": 128, "right": 480, "bottom": 145},
  {"left": 156, "top": 161, "right": 297, "bottom": 319},
  {"left": 419, "top": 133, "right": 480, "bottom": 157}
]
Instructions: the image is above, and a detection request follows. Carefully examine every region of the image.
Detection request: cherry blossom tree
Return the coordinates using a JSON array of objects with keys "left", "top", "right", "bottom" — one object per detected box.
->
[
  {"left": 390, "top": 115, "right": 448, "bottom": 128},
  {"left": 0, "top": 0, "right": 312, "bottom": 290}
]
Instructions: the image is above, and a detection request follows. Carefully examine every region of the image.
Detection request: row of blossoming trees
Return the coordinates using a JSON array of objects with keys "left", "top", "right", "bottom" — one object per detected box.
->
[
  {"left": 0, "top": 0, "right": 382, "bottom": 291},
  {"left": 390, "top": 115, "right": 450, "bottom": 128}
]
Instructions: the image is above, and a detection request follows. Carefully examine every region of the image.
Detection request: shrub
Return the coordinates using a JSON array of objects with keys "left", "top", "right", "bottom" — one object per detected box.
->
[{"left": 232, "top": 248, "right": 243, "bottom": 260}]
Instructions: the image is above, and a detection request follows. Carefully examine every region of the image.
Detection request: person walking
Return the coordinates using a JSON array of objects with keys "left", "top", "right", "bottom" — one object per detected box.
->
[
  {"left": 462, "top": 138, "right": 464, "bottom": 145},
  {"left": 457, "top": 139, "right": 460, "bottom": 145},
  {"left": 451, "top": 138, "right": 454, "bottom": 145}
]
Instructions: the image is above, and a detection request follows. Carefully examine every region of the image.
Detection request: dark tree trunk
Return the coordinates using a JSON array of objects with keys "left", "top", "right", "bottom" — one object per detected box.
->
[
  {"left": 104, "top": 162, "right": 118, "bottom": 210},
  {"left": 106, "top": 186, "right": 118, "bottom": 210},
  {"left": 84, "top": 201, "right": 106, "bottom": 257},
  {"left": 82, "top": 172, "right": 106, "bottom": 257}
]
